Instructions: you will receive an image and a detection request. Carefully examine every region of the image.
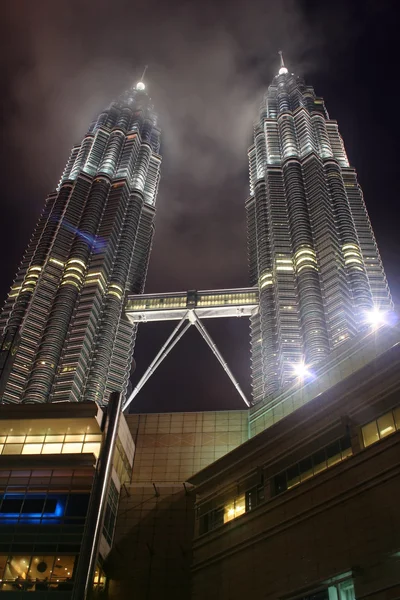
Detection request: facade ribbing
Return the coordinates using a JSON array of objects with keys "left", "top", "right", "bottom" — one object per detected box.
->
[
  {"left": 247, "top": 62, "right": 392, "bottom": 404},
  {"left": 0, "top": 82, "right": 161, "bottom": 406}
]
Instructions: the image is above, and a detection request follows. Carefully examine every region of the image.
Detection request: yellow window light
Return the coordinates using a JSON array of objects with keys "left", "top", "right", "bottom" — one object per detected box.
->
[{"left": 49, "top": 257, "right": 65, "bottom": 267}]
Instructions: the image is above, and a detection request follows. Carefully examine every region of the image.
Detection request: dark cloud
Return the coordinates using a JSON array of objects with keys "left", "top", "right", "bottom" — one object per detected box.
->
[{"left": 1, "top": 0, "right": 399, "bottom": 411}]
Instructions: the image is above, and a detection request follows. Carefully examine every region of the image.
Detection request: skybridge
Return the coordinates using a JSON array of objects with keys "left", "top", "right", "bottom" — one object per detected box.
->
[{"left": 123, "top": 288, "right": 259, "bottom": 411}]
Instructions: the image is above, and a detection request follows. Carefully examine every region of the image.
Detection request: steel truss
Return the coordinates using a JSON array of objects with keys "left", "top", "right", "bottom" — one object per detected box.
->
[{"left": 123, "top": 288, "right": 258, "bottom": 411}]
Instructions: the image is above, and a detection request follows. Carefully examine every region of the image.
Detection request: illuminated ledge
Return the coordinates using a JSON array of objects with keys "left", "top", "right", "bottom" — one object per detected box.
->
[
  {"left": 125, "top": 288, "right": 259, "bottom": 323},
  {"left": 0, "top": 401, "right": 103, "bottom": 432},
  {"left": 0, "top": 401, "right": 135, "bottom": 483},
  {"left": 0, "top": 402, "right": 104, "bottom": 460}
]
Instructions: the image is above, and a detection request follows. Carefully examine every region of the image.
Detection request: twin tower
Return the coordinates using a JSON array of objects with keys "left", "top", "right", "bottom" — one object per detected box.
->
[{"left": 0, "top": 58, "right": 392, "bottom": 408}]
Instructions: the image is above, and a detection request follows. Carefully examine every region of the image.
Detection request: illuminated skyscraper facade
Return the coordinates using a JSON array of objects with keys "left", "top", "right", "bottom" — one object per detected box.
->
[
  {"left": 246, "top": 56, "right": 392, "bottom": 404},
  {"left": 0, "top": 80, "right": 161, "bottom": 406}
]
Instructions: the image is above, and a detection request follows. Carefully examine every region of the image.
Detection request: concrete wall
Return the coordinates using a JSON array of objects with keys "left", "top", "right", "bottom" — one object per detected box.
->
[
  {"left": 105, "top": 410, "right": 248, "bottom": 599},
  {"left": 126, "top": 410, "right": 248, "bottom": 483},
  {"left": 190, "top": 342, "right": 400, "bottom": 600},
  {"left": 191, "top": 435, "right": 400, "bottom": 599}
]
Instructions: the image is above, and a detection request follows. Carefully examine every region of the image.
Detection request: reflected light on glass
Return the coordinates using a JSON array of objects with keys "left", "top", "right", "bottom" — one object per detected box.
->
[
  {"left": 292, "top": 361, "right": 313, "bottom": 381},
  {"left": 364, "top": 307, "right": 392, "bottom": 329}
]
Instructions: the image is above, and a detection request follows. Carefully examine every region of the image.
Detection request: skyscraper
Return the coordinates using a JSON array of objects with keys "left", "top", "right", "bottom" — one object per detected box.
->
[
  {"left": 246, "top": 53, "right": 392, "bottom": 404},
  {"left": 0, "top": 78, "right": 161, "bottom": 406}
]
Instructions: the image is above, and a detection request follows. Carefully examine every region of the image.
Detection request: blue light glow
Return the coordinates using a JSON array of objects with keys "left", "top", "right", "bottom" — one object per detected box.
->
[
  {"left": 0, "top": 494, "right": 66, "bottom": 524},
  {"left": 52, "top": 218, "right": 106, "bottom": 253}
]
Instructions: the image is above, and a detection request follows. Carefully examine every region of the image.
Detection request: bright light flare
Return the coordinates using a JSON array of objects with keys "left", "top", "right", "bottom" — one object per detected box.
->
[
  {"left": 279, "top": 67, "right": 288, "bottom": 75},
  {"left": 136, "top": 81, "right": 145, "bottom": 91},
  {"left": 364, "top": 307, "right": 388, "bottom": 329},
  {"left": 292, "top": 361, "right": 313, "bottom": 381}
]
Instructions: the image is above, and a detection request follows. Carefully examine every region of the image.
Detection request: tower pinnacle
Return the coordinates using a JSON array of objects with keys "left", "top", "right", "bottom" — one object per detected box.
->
[
  {"left": 135, "top": 65, "right": 148, "bottom": 91},
  {"left": 278, "top": 50, "right": 288, "bottom": 75}
]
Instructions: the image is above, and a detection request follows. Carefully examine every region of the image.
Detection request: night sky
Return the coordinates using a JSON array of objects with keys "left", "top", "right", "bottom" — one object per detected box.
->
[{"left": 1, "top": 0, "right": 399, "bottom": 413}]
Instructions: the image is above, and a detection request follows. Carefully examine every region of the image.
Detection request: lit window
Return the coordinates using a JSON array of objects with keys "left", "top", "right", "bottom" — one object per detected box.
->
[
  {"left": 7, "top": 436, "right": 25, "bottom": 444},
  {"left": 377, "top": 412, "right": 395, "bottom": 438},
  {"left": 361, "top": 406, "right": 400, "bottom": 448},
  {"left": 26, "top": 435, "right": 45, "bottom": 443},
  {"left": 45, "top": 435, "right": 64, "bottom": 443},
  {"left": 62, "top": 443, "right": 83, "bottom": 453},
  {"left": 2, "top": 444, "right": 23, "bottom": 455},
  {"left": 65, "top": 434, "right": 84, "bottom": 443},
  {"left": 22, "top": 444, "right": 44, "bottom": 455},
  {"left": 83, "top": 442, "right": 101, "bottom": 456},
  {"left": 224, "top": 494, "right": 246, "bottom": 523},
  {"left": 362, "top": 421, "right": 379, "bottom": 447},
  {"left": 42, "top": 443, "right": 63, "bottom": 454}
]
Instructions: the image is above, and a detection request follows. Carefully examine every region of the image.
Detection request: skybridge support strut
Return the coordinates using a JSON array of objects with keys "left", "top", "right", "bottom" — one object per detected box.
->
[
  {"left": 123, "top": 308, "right": 251, "bottom": 412},
  {"left": 191, "top": 312, "right": 251, "bottom": 408},
  {"left": 122, "top": 314, "right": 191, "bottom": 411}
]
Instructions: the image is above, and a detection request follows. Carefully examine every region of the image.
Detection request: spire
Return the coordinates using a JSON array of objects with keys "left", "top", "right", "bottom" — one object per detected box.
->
[
  {"left": 278, "top": 51, "right": 288, "bottom": 75},
  {"left": 135, "top": 65, "right": 148, "bottom": 91}
]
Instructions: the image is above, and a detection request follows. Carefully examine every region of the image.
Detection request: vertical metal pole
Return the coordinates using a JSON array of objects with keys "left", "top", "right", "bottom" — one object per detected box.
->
[{"left": 72, "top": 391, "right": 122, "bottom": 600}]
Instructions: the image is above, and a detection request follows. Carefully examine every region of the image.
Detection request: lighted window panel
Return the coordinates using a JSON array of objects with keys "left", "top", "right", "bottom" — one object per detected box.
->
[{"left": 361, "top": 405, "right": 400, "bottom": 448}]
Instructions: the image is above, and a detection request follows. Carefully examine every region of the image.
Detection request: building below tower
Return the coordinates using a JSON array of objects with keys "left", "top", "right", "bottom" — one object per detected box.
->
[
  {"left": 0, "top": 400, "right": 135, "bottom": 598},
  {"left": 101, "top": 325, "right": 400, "bottom": 600}
]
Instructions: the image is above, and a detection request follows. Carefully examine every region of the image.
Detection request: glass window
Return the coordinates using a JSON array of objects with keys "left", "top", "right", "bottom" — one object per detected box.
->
[
  {"left": 393, "top": 406, "right": 400, "bottom": 429},
  {"left": 49, "top": 555, "right": 76, "bottom": 589},
  {"left": 65, "top": 494, "right": 90, "bottom": 517},
  {"left": 299, "top": 457, "right": 313, "bottom": 481},
  {"left": 0, "top": 554, "right": 6, "bottom": 579},
  {"left": 84, "top": 434, "right": 102, "bottom": 442},
  {"left": 377, "top": 412, "right": 395, "bottom": 438},
  {"left": 1, "top": 498, "right": 24, "bottom": 513},
  {"left": 42, "top": 443, "right": 63, "bottom": 454},
  {"left": 245, "top": 487, "right": 259, "bottom": 511},
  {"left": 4, "top": 555, "right": 31, "bottom": 582},
  {"left": 362, "top": 421, "right": 379, "bottom": 447},
  {"left": 223, "top": 495, "right": 245, "bottom": 523},
  {"left": 274, "top": 471, "right": 287, "bottom": 494},
  {"left": 65, "top": 435, "right": 85, "bottom": 442},
  {"left": 337, "top": 580, "right": 355, "bottom": 600},
  {"left": 93, "top": 564, "right": 106, "bottom": 591},
  {"left": 234, "top": 494, "right": 246, "bottom": 518},
  {"left": 213, "top": 507, "right": 224, "bottom": 529},
  {"left": 340, "top": 436, "right": 352, "bottom": 459},
  {"left": 62, "top": 443, "right": 83, "bottom": 453},
  {"left": 22, "top": 443, "right": 44, "bottom": 455},
  {"left": 29, "top": 555, "right": 55, "bottom": 582},
  {"left": 224, "top": 501, "right": 235, "bottom": 523},
  {"left": 199, "top": 513, "right": 210, "bottom": 535},
  {"left": 45, "top": 435, "right": 64, "bottom": 443},
  {"left": 312, "top": 449, "right": 327, "bottom": 473},
  {"left": 2, "top": 443, "right": 23, "bottom": 454},
  {"left": 287, "top": 464, "right": 300, "bottom": 488},
  {"left": 83, "top": 442, "right": 101, "bottom": 456},
  {"left": 326, "top": 440, "right": 341, "bottom": 467},
  {"left": 26, "top": 435, "right": 45, "bottom": 443},
  {"left": 7, "top": 436, "right": 25, "bottom": 444},
  {"left": 22, "top": 498, "right": 45, "bottom": 514},
  {"left": 44, "top": 498, "right": 58, "bottom": 514}
]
